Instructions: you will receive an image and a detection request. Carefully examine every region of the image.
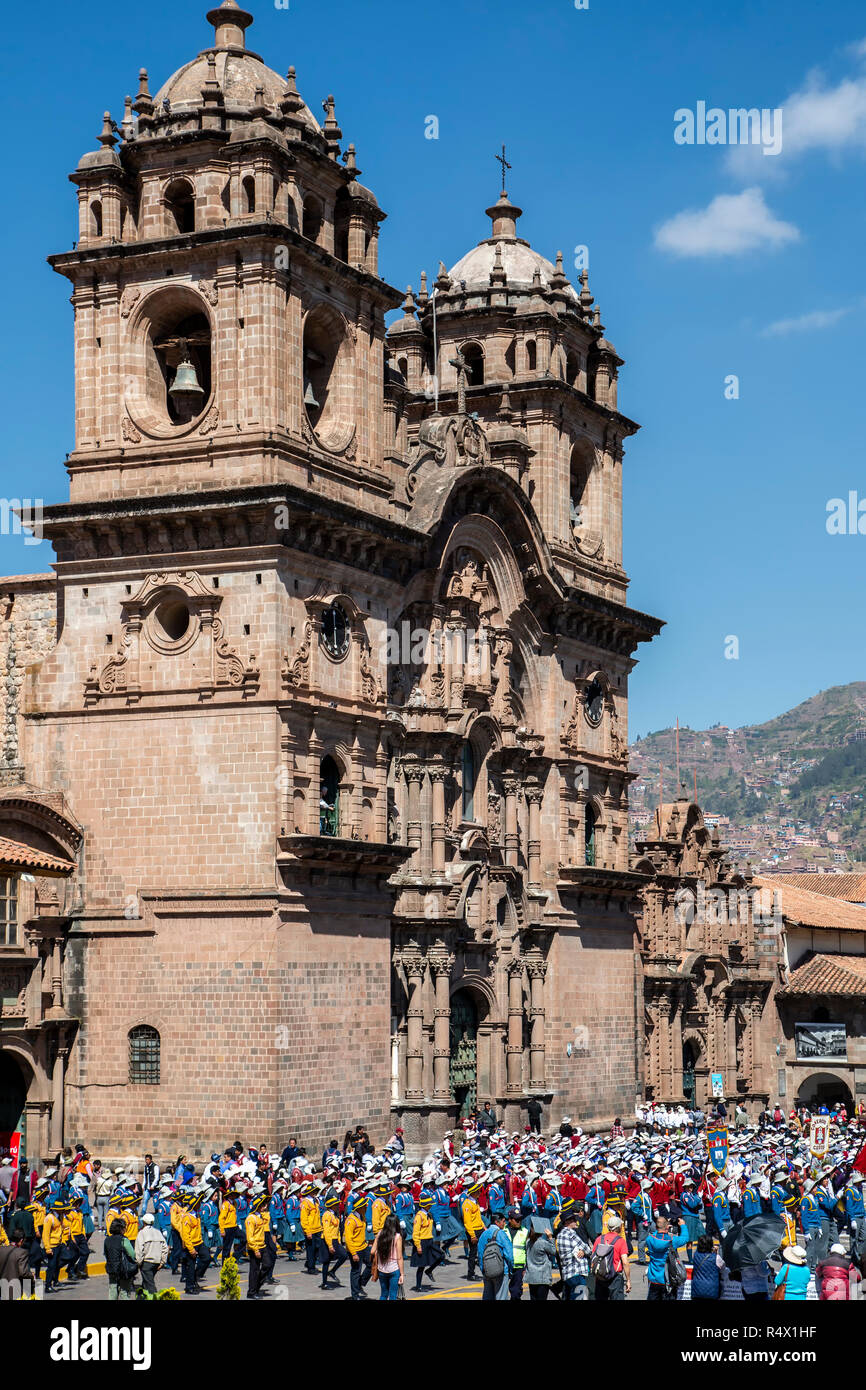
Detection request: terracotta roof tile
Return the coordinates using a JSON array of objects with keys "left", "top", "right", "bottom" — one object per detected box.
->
[
  {"left": 0, "top": 835, "right": 74, "bottom": 875},
  {"left": 779, "top": 952, "right": 866, "bottom": 998},
  {"left": 770, "top": 872, "right": 866, "bottom": 903},
  {"left": 755, "top": 876, "right": 866, "bottom": 934}
]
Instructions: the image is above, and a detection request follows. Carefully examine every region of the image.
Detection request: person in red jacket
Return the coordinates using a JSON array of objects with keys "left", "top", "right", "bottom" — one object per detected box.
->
[{"left": 817, "top": 1243, "right": 861, "bottom": 1300}]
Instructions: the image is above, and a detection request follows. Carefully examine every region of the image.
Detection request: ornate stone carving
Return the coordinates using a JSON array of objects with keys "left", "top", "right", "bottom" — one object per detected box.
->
[
  {"left": 282, "top": 619, "right": 313, "bottom": 690},
  {"left": 199, "top": 406, "right": 219, "bottom": 435},
  {"left": 119, "top": 285, "right": 140, "bottom": 318},
  {"left": 198, "top": 278, "right": 218, "bottom": 306},
  {"left": 121, "top": 416, "right": 141, "bottom": 443}
]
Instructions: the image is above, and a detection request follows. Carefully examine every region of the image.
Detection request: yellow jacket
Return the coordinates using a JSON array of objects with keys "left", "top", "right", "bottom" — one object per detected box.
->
[
  {"left": 42, "top": 1211, "right": 64, "bottom": 1252},
  {"left": 124, "top": 1211, "right": 139, "bottom": 1242},
  {"left": 0, "top": 1224, "right": 8, "bottom": 1246},
  {"left": 170, "top": 1201, "right": 184, "bottom": 1232},
  {"left": 179, "top": 1212, "right": 202, "bottom": 1255},
  {"left": 28, "top": 1202, "right": 45, "bottom": 1233},
  {"left": 413, "top": 1210, "right": 433, "bottom": 1244},
  {"left": 66, "top": 1211, "right": 85, "bottom": 1240},
  {"left": 344, "top": 1213, "right": 368, "bottom": 1255},
  {"left": 371, "top": 1198, "right": 389, "bottom": 1234},
  {"left": 322, "top": 1209, "right": 340, "bottom": 1252},
  {"left": 107, "top": 1206, "right": 124, "bottom": 1233},
  {"left": 245, "top": 1212, "right": 266, "bottom": 1254},
  {"left": 219, "top": 1202, "right": 237, "bottom": 1232},
  {"left": 300, "top": 1197, "right": 322, "bottom": 1236},
  {"left": 461, "top": 1198, "right": 485, "bottom": 1237}
]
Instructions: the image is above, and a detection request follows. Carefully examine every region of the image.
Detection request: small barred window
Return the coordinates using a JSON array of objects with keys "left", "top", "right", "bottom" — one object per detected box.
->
[{"left": 128, "top": 1025, "right": 160, "bottom": 1084}]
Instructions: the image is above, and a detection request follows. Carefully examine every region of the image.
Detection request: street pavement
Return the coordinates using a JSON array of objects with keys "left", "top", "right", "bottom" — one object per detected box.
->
[{"left": 39, "top": 1231, "right": 655, "bottom": 1302}]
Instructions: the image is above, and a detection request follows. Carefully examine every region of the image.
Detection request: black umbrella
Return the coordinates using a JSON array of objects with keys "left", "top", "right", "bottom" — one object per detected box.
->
[{"left": 720, "top": 1214, "right": 786, "bottom": 1270}]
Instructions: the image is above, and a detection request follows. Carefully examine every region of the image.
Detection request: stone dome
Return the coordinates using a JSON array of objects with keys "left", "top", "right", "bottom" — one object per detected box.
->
[
  {"left": 153, "top": 2, "right": 320, "bottom": 132},
  {"left": 448, "top": 239, "right": 574, "bottom": 297}
]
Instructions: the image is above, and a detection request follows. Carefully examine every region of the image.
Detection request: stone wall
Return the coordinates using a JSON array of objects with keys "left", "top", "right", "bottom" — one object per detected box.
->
[{"left": 0, "top": 575, "right": 57, "bottom": 786}]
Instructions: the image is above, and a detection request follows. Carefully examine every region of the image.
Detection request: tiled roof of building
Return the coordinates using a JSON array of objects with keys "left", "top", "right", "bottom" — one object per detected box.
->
[
  {"left": 779, "top": 952, "right": 866, "bottom": 998},
  {"left": 0, "top": 835, "right": 74, "bottom": 875},
  {"left": 769, "top": 872, "right": 866, "bottom": 903},
  {"left": 755, "top": 876, "right": 866, "bottom": 934}
]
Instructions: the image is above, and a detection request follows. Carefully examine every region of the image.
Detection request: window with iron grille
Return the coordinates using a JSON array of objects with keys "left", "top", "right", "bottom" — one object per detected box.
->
[
  {"left": 128, "top": 1025, "right": 160, "bottom": 1084},
  {"left": 0, "top": 876, "right": 19, "bottom": 947}
]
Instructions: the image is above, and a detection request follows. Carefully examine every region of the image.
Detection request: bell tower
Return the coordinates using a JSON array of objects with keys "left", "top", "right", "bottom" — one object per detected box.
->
[{"left": 52, "top": 0, "right": 401, "bottom": 512}]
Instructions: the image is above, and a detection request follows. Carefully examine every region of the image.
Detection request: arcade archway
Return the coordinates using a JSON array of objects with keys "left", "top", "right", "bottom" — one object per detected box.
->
[{"left": 796, "top": 1072, "right": 853, "bottom": 1111}]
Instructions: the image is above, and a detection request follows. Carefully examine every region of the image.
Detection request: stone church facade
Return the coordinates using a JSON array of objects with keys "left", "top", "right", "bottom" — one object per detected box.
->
[{"left": 0, "top": 1, "right": 664, "bottom": 1160}]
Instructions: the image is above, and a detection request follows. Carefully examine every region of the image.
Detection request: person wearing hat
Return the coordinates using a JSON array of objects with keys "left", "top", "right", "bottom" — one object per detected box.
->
[
  {"left": 344, "top": 1190, "right": 372, "bottom": 1300},
  {"left": 94, "top": 1163, "right": 115, "bottom": 1233},
  {"left": 179, "top": 1193, "right": 210, "bottom": 1296},
  {"left": 320, "top": 1188, "right": 348, "bottom": 1290},
  {"left": 506, "top": 1205, "right": 528, "bottom": 1299},
  {"left": 41, "top": 1199, "right": 66, "bottom": 1293},
  {"left": 477, "top": 1208, "right": 514, "bottom": 1300},
  {"left": 711, "top": 1179, "right": 732, "bottom": 1237},
  {"left": 300, "top": 1182, "right": 323, "bottom": 1276},
  {"left": 393, "top": 1178, "right": 416, "bottom": 1247},
  {"left": 135, "top": 1213, "right": 168, "bottom": 1298},
  {"left": 590, "top": 1212, "right": 631, "bottom": 1300},
  {"left": 680, "top": 1178, "right": 706, "bottom": 1261},
  {"left": 218, "top": 1187, "right": 242, "bottom": 1264},
  {"left": 244, "top": 1190, "right": 270, "bottom": 1300},
  {"left": 283, "top": 1182, "right": 302, "bottom": 1260},
  {"left": 555, "top": 1199, "right": 590, "bottom": 1300},
  {"left": 460, "top": 1180, "right": 486, "bottom": 1280},
  {"left": 628, "top": 1180, "right": 654, "bottom": 1266},
  {"left": 844, "top": 1171, "right": 865, "bottom": 1261},
  {"left": 800, "top": 1180, "right": 823, "bottom": 1271},
  {"left": 774, "top": 1244, "right": 811, "bottom": 1301},
  {"left": 411, "top": 1191, "right": 445, "bottom": 1293},
  {"left": 63, "top": 1194, "right": 90, "bottom": 1282}
]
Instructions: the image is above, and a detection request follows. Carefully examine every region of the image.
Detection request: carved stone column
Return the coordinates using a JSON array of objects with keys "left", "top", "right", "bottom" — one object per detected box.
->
[
  {"left": 430, "top": 765, "right": 448, "bottom": 873},
  {"left": 506, "top": 957, "right": 525, "bottom": 1095},
  {"left": 526, "top": 785, "right": 543, "bottom": 885},
  {"left": 527, "top": 957, "right": 547, "bottom": 1090},
  {"left": 403, "top": 761, "right": 424, "bottom": 856},
  {"left": 404, "top": 952, "right": 426, "bottom": 1099},
  {"left": 431, "top": 952, "right": 453, "bottom": 1101},
  {"left": 657, "top": 991, "right": 673, "bottom": 1099},
  {"left": 504, "top": 775, "right": 520, "bottom": 868},
  {"left": 49, "top": 1043, "right": 68, "bottom": 1151}
]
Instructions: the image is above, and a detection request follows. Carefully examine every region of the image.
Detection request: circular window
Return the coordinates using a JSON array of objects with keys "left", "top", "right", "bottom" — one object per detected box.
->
[
  {"left": 155, "top": 600, "right": 191, "bottom": 642},
  {"left": 584, "top": 677, "right": 605, "bottom": 727},
  {"left": 144, "top": 594, "right": 199, "bottom": 654},
  {"left": 321, "top": 602, "right": 350, "bottom": 659}
]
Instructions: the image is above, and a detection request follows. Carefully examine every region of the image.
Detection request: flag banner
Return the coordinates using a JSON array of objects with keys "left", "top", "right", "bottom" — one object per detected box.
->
[{"left": 707, "top": 1126, "right": 728, "bottom": 1175}]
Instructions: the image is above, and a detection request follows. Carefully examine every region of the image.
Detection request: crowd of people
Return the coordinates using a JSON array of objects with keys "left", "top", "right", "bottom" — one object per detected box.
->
[{"left": 1, "top": 1106, "right": 865, "bottom": 1301}]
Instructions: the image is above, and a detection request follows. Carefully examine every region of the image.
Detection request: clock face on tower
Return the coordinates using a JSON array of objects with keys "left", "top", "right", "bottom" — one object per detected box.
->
[
  {"left": 584, "top": 677, "right": 605, "bottom": 727},
  {"left": 321, "top": 601, "right": 350, "bottom": 659}
]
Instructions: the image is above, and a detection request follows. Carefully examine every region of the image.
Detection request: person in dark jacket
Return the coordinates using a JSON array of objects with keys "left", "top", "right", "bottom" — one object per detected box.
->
[
  {"left": 691, "top": 1235, "right": 722, "bottom": 1300},
  {"left": 0, "top": 1233, "right": 33, "bottom": 1299},
  {"left": 526, "top": 1097, "right": 543, "bottom": 1134},
  {"left": 104, "top": 1218, "right": 137, "bottom": 1300},
  {"left": 7, "top": 1199, "right": 35, "bottom": 1243}
]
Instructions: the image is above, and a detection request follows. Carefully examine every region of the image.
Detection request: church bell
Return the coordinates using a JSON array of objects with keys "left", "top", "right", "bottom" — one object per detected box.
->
[
  {"left": 169, "top": 355, "right": 204, "bottom": 399},
  {"left": 303, "top": 378, "right": 319, "bottom": 409}
]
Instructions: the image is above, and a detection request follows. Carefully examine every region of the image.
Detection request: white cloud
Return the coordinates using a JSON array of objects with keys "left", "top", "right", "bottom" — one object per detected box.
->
[
  {"left": 654, "top": 187, "right": 800, "bottom": 258},
  {"left": 726, "top": 65, "right": 866, "bottom": 176},
  {"left": 760, "top": 306, "right": 852, "bottom": 337}
]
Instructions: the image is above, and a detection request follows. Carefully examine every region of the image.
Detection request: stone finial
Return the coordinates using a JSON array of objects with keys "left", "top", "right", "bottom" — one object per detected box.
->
[
  {"left": 343, "top": 143, "right": 359, "bottom": 178},
  {"left": 134, "top": 68, "right": 154, "bottom": 128},
  {"left": 251, "top": 84, "right": 268, "bottom": 117},
  {"left": 579, "top": 268, "right": 594, "bottom": 311},
  {"left": 530, "top": 265, "right": 543, "bottom": 290},
  {"left": 435, "top": 260, "right": 452, "bottom": 291},
  {"left": 489, "top": 242, "right": 507, "bottom": 287},
  {"left": 593, "top": 305, "right": 602, "bottom": 328},
  {"left": 322, "top": 94, "right": 342, "bottom": 156},
  {"left": 417, "top": 271, "right": 429, "bottom": 309},
  {"left": 401, "top": 286, "right": 417, "bottom": 317},
  {"left": 551, "top": 250, "right": 569, "bottom": 290},
  {"left": 484, "top": 189, "right": 522, "bottom": 240},
  {"left": 121, "top": 95, "right": 135, "bottom": 141},
  {"left": 206, "top": 1, "right": 253, "bottom": 51},
  {"left": 98, "top": 111, "right": 117, "bottom": 149},
  {"left": 497, "top": 384, "right": 514, "bottom": 422},
  {"left": 281, "top": 66, "right": 303, "bottom": 115}
]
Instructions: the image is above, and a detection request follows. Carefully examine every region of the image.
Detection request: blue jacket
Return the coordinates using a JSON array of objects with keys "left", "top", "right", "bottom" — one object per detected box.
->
[
  {"left": 691, "top": 1249, "right": 721, "bottom": 1299},
  {"left": 742, "top": 1187, "right": 762, "bottom": 1219},
  {"left": 845, "top": 1185, "right": 865, "bottom": 1220},
  {"left": 477, "top": 1224, "right": 514, "bottom": 1272},
  {"left": 646, "top": 1232, "right": 674, "bottom": 1286},
  {"left": 800, "top": 1194, "right": 822, "bottom": 1231},
  {"left": 712, "top": 1192, "right": 731, "bottom": 1227},
  {"left": 487, "top": 1182, "right": 506, "bottom": 1215},
  {"left": 394, "top": 1192, "right": 415, "bottom": 1225},
  {"left": 629, "top": 1194, "right": 653, "bottom": 1223}
]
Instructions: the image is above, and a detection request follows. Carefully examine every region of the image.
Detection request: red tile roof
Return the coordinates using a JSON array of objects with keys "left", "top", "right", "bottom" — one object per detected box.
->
[
  {"left": 0, "top": 835, "right": 74, "bottom": 875},
  {"left": 779, "top": 952, "right": 866, "bottom": 998},
  {"left": 755, "top": 876, "right": 866, "bottom": 934},
  {"left": 771, "top": 872, "right": 866, "bottom": 903}
]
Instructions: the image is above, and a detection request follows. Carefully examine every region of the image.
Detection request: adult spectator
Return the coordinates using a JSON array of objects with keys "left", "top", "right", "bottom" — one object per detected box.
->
[
  {"left": 105, "top": 1217, "right": 137, "bottom": 1301},
  {"left": 555, "top": 1201, "right": 590, "bottom": 1300},
  {"left": 371, "top": 1213, "right": 403, "bottom": 1301},
  {"left": 691, "top": 1234, "right": 722, "bottom": 1300},
  {"left": 525, "top": 1218, "right": 558, "bottom": 1300},
  {"left": 817, "top": 1242, "right": 862, "bottom": 1300},
  {"left": 526, "top": 1096, "right": 543, "bottom": 1134},
  {"left": 135, "top": 1213, "right": 168, "bottom": 1298},
  {"left": 741, "top": 1259, "right": 771, "bottom": 1301},
  {"left": 94, "top": 1164, "right": 115, "bottom": 1233},
  {"left": 0, "top": 1231, "right": 32, "bottom": 1299},
  {"left": 139, "top": 1155, "right": 160, "bottom": 1218},
  {"left": 590, "top": 1213, "right": 631, "bottom": 1300},
  {"left": 774, "top": 1245, "right": 811, "bottom": 1301},
  {"left": 477, "top": 1103, "right": 498, "bottom": 1133},
  {"left": 477, "top": 1210, "right": 513, "bottom": 1300}
]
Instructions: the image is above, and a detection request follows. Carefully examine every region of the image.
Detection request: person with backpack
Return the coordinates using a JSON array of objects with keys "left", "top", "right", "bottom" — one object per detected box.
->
[
  {"left": 590, "top": 1212, "right": 631, "bottom": 1300},
  {"left": 477, "top": 1209, "right": 514, "bottom": 1300},
  {"left": 524, "top": 1216, "right": 558, "bottom": 1300},
  {"left": 817, "top": 1242, "right": 862, "bottom": 1300},
  {"left": 555, "top": 1200, "right": 590, "bottom": 1300},
  {"left": 105, "top": 1217, "right": 138, "bottom": 1300},
  {"left": 645, "top": 1215, "right": 688, "bottom": 1301}
]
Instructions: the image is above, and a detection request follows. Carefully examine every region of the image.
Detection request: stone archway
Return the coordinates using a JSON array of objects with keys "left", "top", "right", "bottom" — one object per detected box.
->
[
  {"left": 796, "top": 1071, "right": 854, "bottom": 1111},
  {"left": 0, "top": 1048, "right": 29, "bottom": 1136}
]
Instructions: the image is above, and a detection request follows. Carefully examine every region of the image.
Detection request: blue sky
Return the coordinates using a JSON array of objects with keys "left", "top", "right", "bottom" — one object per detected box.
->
[{"left": 2, "top": 0, "right": 865, "bottom": 737}]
